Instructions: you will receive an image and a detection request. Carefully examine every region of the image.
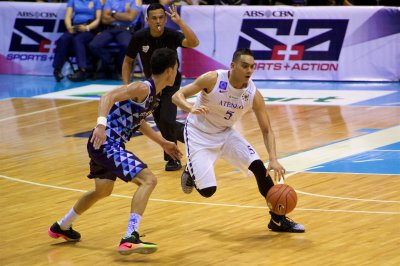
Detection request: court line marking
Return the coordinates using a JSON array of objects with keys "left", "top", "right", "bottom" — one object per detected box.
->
[
  {"left": 278, "top": 172, "right": 400, "bottom": 203},
  {"left": 0, "top": 100, "right": 94, "bottom": 123},
  {"left": 1, "top": 174, "right": 399, "bottom": 215},
  {"left": 353, "top": 159, "right": 384, "bottom": 163},
  {"left": 268, "top": 126, "right": 400, "bottom": 202},
  {"left": 34, "top": 85, "right": 400, "bottom": 107},
  {"left": 278, "top": 125, "right": 400, "bottom": 172},
  {"left": 1, "top": 109, "right": 399, "bottom": 214},
  {"left": 291, "top": 171, "right": 398, "bottom": 176},
  {"left": 295, "top": 190, "right": 399, "bottom": 203}
]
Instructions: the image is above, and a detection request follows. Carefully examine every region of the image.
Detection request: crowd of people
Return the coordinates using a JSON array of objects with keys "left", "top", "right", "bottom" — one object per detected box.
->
[{"left": 52, "top": 0, "right": 144, "bottom": 82}]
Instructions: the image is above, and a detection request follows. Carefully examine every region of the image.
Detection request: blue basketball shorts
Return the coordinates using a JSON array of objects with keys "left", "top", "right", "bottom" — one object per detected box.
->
[{"left": 86, "top": 137, "right": 147, "bottom": 182}]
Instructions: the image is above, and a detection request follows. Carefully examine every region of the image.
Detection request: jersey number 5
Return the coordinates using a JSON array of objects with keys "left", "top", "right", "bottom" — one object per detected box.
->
[{"left": 224, "top": 110, "right": 234, "bottom": 120}]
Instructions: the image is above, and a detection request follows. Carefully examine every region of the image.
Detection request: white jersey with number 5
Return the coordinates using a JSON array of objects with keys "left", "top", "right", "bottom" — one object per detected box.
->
[{"left": 187, "top": 69, "right": 257, "bottom": 134}]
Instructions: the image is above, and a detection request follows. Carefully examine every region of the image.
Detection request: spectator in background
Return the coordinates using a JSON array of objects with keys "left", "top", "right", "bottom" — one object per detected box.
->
[
  {"left": 88, "top": 0, "right": 142, "bottom": 80},
  {"left": 144, "top": 0, "right": 196, "bottom": 5},
  {"left": 52, "top": 0, "right": 102, "bottom": 82},
  {"left": 216, "top": 0, "right": 305, "bottom": 5}
]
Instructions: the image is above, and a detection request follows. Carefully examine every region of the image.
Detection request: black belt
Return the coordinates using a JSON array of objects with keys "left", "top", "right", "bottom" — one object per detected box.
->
[{"left": 108, "top": 25, "right": 131, "bottom": 31}]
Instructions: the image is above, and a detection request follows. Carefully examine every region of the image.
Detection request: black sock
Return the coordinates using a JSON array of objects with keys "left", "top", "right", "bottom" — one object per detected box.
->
[
  {"left": 269, "top": 211, "right": 284, "bottom": 220},
  {"left": 248, "top": 160, "right": 274, "bottom": 197}
]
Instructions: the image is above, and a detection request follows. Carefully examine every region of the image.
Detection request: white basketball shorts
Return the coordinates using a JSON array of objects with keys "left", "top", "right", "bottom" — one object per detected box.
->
[{"left": 184, "top": 122, "right": 260, "bottom": 190}]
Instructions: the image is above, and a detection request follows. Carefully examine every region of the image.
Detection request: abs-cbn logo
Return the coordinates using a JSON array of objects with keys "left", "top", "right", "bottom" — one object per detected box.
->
[
  {"left": 17, "top": 11, "right": 58, "bottom": 18},
  {"left": 238, "top": 19, "right": 349, "bottom": 61},
  {"left": 243, "top": 10, "right": 294, "bottom": 18}
]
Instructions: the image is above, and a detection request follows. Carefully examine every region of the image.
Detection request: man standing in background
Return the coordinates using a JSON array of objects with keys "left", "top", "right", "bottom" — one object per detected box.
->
[{"left": 122, "top": 3, "right": 199, "bottom": 171}]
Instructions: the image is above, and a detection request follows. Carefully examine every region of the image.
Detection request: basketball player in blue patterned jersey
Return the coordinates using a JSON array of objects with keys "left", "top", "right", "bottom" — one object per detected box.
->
[
  {"left": 48, "top": 48, "right": 183, "bottom": 255},
  {"left": 172, "top": 48, "right": 305, "bottom": 233}
]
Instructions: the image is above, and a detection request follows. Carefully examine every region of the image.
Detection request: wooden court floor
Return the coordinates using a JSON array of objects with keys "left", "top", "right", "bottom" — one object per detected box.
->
[{"left": 1, "top": 98, "right": 399, "bottom": 266}]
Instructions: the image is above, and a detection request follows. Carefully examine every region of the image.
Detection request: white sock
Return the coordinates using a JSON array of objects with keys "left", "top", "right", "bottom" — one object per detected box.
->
[
  {"left": 125, "top": 213, "right": 142, "bottom": 237},
  {"left": 58, "top": 208, "right": 79, "bottom": 230}
]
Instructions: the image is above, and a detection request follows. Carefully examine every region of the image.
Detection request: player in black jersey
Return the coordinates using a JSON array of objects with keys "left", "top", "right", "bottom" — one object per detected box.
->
[
  {"left": 48, "top": 48, "right": 183, "bottom": 255},
  {"left": 122, "top": 3, "right": 199, "bottom": 171}
]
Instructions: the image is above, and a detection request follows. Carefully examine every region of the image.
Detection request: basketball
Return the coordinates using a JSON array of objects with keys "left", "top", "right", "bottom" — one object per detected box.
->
[{"left": 266, "top": 184, "right": 297, "bottom": 215}]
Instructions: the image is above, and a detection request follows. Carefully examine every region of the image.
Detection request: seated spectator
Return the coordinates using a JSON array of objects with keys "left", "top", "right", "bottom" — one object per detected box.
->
[
  {"left": 144, "top": 0, "right": 196, "bottom": 4},
  {"left": 52, "top": 0, "right": 102, "bottom": 82},
  {"left": 89, "top": 0, "right": 142, "bottom": 80}
]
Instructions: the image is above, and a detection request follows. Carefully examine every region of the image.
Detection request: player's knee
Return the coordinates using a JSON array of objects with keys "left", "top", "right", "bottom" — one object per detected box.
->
[
  {"left": 94, "top": 186, "right": 113, "bottom": 198},
  {"left": 144, "top": 174, "right": 157, "bottom": 188},
  {"left": 135, "top": 170, "right": 157, "bottom": 189},
  {"left": 197, "top": 186, "right": 217, "bottom": 198}
]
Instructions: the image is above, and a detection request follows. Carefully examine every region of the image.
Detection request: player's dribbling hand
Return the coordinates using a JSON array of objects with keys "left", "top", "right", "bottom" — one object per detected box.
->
[
  {"left": 91, "top": 125, "right": 107, "bottom": 150},
  {"left": 267, "top": 159, "right": 286, "bottom": 184},
  {"left": 162, "top": 141, "right": 183, "bottom": 161},
  {"left": 190, "top": 105, "right": 209, "bottom": 115}
]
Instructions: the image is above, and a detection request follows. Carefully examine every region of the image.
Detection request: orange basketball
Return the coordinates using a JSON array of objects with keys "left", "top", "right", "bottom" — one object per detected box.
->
[{"left": 266, "top": 184, "right": 297, "bottom": 215}]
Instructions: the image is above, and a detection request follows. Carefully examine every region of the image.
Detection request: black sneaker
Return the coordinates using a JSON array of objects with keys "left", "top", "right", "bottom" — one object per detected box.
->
[
  {"left": 268, "top": 216, "right": 305, "bottom": 233},
  {"left": 165, "top": 159, "right": 182, "bottom": 171},
  {"left": 118, "top": 231, "right": 158, "bottom": 255},
  {"left": 181, "top": 166, "right": 194, "bottom": 194},
  {"left": 48, "top": 222, "right": 81, "bottom": 241},
  {"left": 53, "top": 69, "right": 64, "bottom": 82}
]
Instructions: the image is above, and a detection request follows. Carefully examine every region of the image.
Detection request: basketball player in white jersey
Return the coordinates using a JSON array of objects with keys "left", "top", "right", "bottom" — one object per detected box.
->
[{"left": 172, "top": 48, "right": 304, "bottom": 233}]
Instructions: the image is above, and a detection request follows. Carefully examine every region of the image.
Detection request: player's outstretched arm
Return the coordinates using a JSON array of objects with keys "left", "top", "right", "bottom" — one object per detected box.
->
[
  {"left": 172, "top": 71, "right": 217, "bottom": 114},
  {"left": 252, "top": 90, "right": 286, "bottom": 182},
  {"left": 139, "top": 121, "right": 183, "bottom": 161}
]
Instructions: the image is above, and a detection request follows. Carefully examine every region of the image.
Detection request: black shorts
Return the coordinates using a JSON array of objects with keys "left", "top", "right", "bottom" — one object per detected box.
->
[{"left": 87, "top": 137, "right": 147, "bottom": 182}]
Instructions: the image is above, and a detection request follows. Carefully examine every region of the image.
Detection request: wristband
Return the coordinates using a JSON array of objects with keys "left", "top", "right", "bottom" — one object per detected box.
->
[
  {"left": 97, "top": 116, "right": 107, "bottom": 127},
  {"left": 86, "top": 25, "right": 90, "bottom": 32}
]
